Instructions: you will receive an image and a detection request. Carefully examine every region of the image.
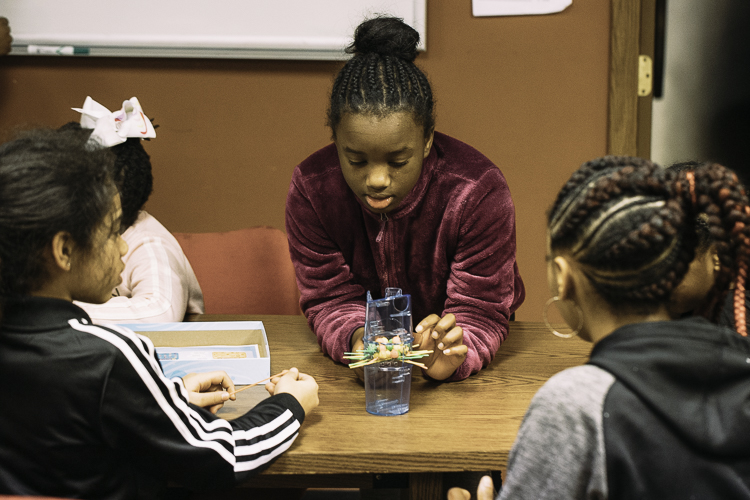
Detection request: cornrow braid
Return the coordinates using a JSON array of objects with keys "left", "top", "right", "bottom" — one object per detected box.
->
[
  {"left": 347, "top": 56, "right": 365, "bottom": 109},
  {"left": 548, "top": 156, "right": 657, "bottom": 251},
  {"left": 394, "top": 57, "right": 410, "bottom": 102},
  {"left": 333, "top": 63, "right": 353, "bottom": 101},
  {"left": 366, "top": 53, "right": 380, "bottom": 97},
  {"left": 383, "top": 55, "right": 397, "bottom": 103},
  {"left": 735, "top": 247, "right": 748, "bottom": 336},
  {"left": 737, "top": 205, "right": 750, "bottom": 336},
  {"left": 548, "top": 157, "right": 750, "bottom": 325},
  {"left": 683, "top": 163, "right": 750, "bottom": 333},
  {"left": 327, "top": 16, "right": 435, "bottom": 137}
]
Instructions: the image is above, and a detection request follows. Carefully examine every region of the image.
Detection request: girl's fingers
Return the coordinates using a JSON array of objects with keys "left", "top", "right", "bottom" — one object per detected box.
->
[
  {"left": 191, "top": 390, "right": 230, "bottom": 409},
  {"left": 436, "top": 326, "right": 463, "bottom": 350},
  {"left": 442, "top": 344, "right": 468, "bottom": 357},
  {"left": 431, "top": 313, "right": 457, "bottom": 341},
  {"left": 270, "top": 369, "right": 291, "bottom": 384},
  {"left": 200, "top": 371, "right": 235, "bottom": 393},
  {"left": 434, "top": 313, "right": 456, "bottom": 334},
  {"left": 447, "top": 487, "right": 471, "bottom": 500},
  {"left": 476, "top": 475, "right": 495, "bottom": 500},
  {"left": 415, "top": 314, "right": 440, "bottom": 333},
  {"left": 207, "top": 403, "right": 224, "bottom": 415}
]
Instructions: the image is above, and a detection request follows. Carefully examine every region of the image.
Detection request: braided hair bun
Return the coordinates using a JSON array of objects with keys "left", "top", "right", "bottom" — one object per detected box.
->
[
  {"left": 346, "top": 16, "right": 420, "bottom": 62},
  {"left": 328, "top": 15, "right": 434, "bottom": 135}
]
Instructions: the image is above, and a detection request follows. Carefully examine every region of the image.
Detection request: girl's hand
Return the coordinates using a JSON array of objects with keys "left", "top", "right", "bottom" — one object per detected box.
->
[
  {"left": 182, "top": 371, "right": 236, "bottom": 414},
  {"left": 447, "top": 476, "right": 495, "bottom": 500},
  {"left": 266, "top": 367, "right": 320, "bottom": 416},
  {"left": 349, "top": 327, "right": 366, "bottom": 381},
  {"left": 414, "top": 313, "right": 468, "bottom": 380}
]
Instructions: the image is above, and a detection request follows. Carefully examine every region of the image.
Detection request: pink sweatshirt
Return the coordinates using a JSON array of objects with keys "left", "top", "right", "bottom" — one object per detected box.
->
[{"left": 285, "top": 132, "right": 524, "bottom": 380}]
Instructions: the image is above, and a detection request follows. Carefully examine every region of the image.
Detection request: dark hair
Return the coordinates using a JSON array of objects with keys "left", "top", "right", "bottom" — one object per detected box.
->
[
  {"left": 110, "top": 138, "right": 153, "bottom": 229},
  {"left": 0, "top": 128, "right": 117, "bottom": 296},
  {"left": 326, "top": 15, "right": 435, "bottom": 137},
  {"left": 58, "top": 122, "right": 153, "bottom": 230},
  {"left": 547, "top": 156, "right": 750, "bottom": 331}
]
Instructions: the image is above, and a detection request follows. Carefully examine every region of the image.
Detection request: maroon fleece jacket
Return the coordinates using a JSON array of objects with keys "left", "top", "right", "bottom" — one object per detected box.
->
[{"left": 285, "top": 132, "right": 525, "bottom": 380}]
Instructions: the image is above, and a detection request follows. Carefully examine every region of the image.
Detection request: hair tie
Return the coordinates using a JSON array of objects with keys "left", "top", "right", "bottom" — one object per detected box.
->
[
  {"left": 72, "top": 96, "right": 156, "bottom": 147},
  {"left": 685, "top": 172, "right": 698, "bottom": 207},
  {"left": 685, "top": 171, "right": 697, "bottom": 207}
]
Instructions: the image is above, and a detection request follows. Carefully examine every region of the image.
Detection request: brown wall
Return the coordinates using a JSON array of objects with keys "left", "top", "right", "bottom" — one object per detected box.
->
[{"left": 0, "top": 1, "right": 610, "bottom": 321}]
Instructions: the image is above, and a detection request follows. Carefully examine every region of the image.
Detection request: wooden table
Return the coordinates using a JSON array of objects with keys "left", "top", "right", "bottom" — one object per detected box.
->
[{"left": 194, "top": 316, "right": 591, "bottom": 499}]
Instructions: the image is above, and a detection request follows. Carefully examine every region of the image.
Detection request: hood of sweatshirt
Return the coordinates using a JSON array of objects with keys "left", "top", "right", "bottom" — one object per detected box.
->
[{"left": 588, "top": 316, "right": 750, "bottom": 456}]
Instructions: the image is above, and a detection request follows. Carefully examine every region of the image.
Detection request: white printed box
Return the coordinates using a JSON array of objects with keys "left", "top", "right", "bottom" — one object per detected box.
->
[{"left": 121, "top": 321, "right": 270, "bottom": 385}]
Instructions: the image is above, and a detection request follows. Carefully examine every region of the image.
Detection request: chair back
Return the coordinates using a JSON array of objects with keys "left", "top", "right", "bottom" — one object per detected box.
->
[{"left": 173, "top": 226, "right": 301, "bottom": 315}]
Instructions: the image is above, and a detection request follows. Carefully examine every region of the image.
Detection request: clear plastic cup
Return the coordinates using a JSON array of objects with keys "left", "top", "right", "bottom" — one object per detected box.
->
[
  {"left": 364, "top": 345, "right": 413, "bottom": 415},
  {"left": 363, "top": 288, "right": 413, "bottom": 416}
]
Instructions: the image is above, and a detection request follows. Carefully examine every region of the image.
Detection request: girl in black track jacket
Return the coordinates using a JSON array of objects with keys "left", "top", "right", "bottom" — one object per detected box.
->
[{"left": 0, "top": 129, "right": 319, "bottom": 499}]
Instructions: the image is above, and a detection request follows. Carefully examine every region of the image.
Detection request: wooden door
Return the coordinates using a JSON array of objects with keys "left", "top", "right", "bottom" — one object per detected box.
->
[{"left": 609, "top": 0, "right": 657, "bottom": 158}]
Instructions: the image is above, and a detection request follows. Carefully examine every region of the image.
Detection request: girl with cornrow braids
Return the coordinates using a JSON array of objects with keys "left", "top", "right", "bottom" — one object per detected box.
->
[
  {"left": 450, "top": 156, "right": 750, "bottom": 500},
  {"left": 285, "top": 16, "right": 524, "bottom": 381}
]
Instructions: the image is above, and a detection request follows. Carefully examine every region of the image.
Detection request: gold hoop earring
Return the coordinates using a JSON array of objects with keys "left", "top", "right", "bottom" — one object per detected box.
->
[{"left": 543, "top": 296, "right": 584, "bottom": 339}]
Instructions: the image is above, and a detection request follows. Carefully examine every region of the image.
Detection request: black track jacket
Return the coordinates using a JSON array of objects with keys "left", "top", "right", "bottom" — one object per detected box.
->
[{"left": 0, "top": 296, "right": 305, "bottom": 499}]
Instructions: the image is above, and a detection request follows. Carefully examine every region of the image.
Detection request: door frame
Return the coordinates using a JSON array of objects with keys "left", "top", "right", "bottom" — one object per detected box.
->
[{"left": 608, "top": 0, "right": 656, "bottom": 158}]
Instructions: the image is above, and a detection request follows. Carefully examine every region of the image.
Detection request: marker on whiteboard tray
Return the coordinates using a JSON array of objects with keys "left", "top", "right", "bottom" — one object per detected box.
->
[{"left": 27, "top": 45, "right": 90, "bottom": 55}]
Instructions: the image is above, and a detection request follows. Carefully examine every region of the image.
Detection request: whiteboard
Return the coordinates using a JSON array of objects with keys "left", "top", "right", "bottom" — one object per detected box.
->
[{"left": 0, "top": 0, "right": 426, "bottom": 60}]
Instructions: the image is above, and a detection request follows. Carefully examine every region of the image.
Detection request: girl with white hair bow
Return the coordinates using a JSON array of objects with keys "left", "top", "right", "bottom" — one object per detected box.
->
[{"left": 71, "top": 96, "right": 205, "bottom": 323}]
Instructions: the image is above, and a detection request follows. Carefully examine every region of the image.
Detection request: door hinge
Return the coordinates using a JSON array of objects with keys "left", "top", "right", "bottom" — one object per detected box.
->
[{"left": 638, "top": 55, "right": 653, "bottom": 97}]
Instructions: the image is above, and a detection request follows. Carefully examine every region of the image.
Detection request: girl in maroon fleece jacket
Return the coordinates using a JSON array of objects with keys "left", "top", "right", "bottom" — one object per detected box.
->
[{"left": 285, "top": 16, "right": 525, "bottom": 381}]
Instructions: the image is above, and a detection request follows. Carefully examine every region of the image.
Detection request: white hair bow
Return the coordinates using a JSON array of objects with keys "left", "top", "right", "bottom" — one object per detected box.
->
[{"left": 72, "top": 96, "right": 156, "bottom": 147}]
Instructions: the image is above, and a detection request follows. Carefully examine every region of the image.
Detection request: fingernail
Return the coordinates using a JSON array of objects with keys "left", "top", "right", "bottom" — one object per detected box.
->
[
  {"left": 415, "top": 325, "right": 422, "bottom": 332},
  {"left": 221, "top": 392, "right": 229, "bottom": 401},
  {"left": 480, "top": 476, "right": 492, "bottom": 488},
  {"left": 444, "top": 349, "right": 451, "bottom": 355},
  {"left": 431, "top": 332, "right": 438, "bottom": 339},
  {"left": 438, "top": 343, "right": 444, "bottom": 350}
]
